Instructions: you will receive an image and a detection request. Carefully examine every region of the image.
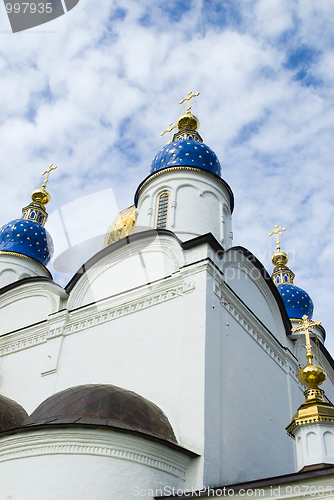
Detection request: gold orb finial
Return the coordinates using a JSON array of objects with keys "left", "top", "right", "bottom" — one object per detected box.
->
[
  {"left": 177, "top": 91, "right": 200, "bottom": 132},
  {"left": 31, "top": 164, "right": 57, "bottom": 207},
  {"left": 291, "top": 315, "right": 325, "bottom": 389},
  {"left": 177, "top": 113, "right": 199, "bottom": 131},
  {"left": 31, "top": 188, "right": 50, "bottom": 206},
  {"left": 271, "top": 251, "right": 289, "bottom": 267},
  {"left": 268, "top": 224, "right": 294, "bottom": 285},
  {"left": 21, "top": 163, "right": 58, "bottom": 226}
]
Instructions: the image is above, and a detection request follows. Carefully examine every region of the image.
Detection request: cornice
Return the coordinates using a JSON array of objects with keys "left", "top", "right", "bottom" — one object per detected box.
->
[
  {"left": 214, "top": 280, "right": 300, "bottom": 383},
  {"left": 0, "top": 428, "right": 191, "bottom": 478},
  {"left": 0, "top": 251, "right": 51, "bottom": 277},
  {"left": 225, "top": 246, "right": 292, "bottom": 337},
  {"left": 65, "top": 280, "right": 195, "bottom": 338},
  {"left": 134, "top": 166, "right": 234, "bottom": 212},
  {"left": 0, "top": 279, "right": 195, "bottom": 357}
]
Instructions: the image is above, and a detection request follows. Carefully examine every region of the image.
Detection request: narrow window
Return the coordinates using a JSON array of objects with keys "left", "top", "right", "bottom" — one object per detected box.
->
[{"left": 156, "top": 192, "right": 169, "bottom": 229}]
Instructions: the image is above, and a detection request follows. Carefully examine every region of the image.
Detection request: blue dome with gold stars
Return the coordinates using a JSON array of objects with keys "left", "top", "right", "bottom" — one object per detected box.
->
[
  {"left": 0, "top": 218, "right": 54, "bottom": 266},
  {"left": 151, "top": 138, "right": 221, "bottom": 176},
  {"left": 277, "top": 283, "right": 313, "bottom": 320}
]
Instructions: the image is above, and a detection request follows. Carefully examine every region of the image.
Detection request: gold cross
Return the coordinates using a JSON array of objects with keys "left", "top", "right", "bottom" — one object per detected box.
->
[
  {"left": 179, "top": 91, "right": 200, "bottom": 113},
  {"left": 268, "top": 224, "right": 286, "bottom": 252},
  {"left": 41, "top": 164, "right": 57, "bottom": 189},
  {"left": 291, "top": 315, "right": 321, "bottom": 365},
  {"left": 161, "top": 122, "right": 176, "bottom": 144}
]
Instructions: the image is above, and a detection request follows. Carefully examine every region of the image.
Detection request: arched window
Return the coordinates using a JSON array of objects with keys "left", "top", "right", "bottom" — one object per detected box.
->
[{"left": 156, "top": 192, "right": 169, "bottom": 229}]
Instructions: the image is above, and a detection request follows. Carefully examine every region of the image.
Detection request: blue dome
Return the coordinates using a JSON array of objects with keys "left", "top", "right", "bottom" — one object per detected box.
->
[
  {"left": 151, "top": 139, "right": 221, "bottom": 176},
  {"left": 277, "top": 283, "right": 314, "bottom": 320},
  {"left": 0, "top": 218, "right": 54, "bottom": 266}
]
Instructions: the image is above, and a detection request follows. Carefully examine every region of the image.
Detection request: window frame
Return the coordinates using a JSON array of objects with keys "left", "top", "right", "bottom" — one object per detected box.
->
[{"left": 156, "top": 191, "right": 170, "bottom": 229}]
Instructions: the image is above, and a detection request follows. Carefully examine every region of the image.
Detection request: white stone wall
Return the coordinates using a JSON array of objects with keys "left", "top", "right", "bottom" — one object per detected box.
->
[
  {"left": 294, "top": 423, "right": 334, "bottom": 471},
  {"left": 0, "top": 428, "right": 191, "bottom": 500},
  {"left": 135, "top": 169, "right": 233, "bottom": 248},
  {"left": 0, "top": 254, "right": 50, "bottom": 288},
  {"left": 0, "top": 233, "right": 334, "bottom": 493}
]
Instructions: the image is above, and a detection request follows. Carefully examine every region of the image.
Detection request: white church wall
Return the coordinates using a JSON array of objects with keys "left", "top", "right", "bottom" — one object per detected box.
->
[
  {"left": 222, "top": 251, "right": 291, "bottom": 348},
  {"left": 136, "top": 169, "right": 232, "bottom": 247},
  {"left": 0, "top": 254, "right": 50, "bottom": 288},
  {"left": 0, "top": 251, "right": 211, "bottom": 488},
  {"left": 0, "top": 281, "right": 68, "bottom": 336},
  {"left": 202, "top": 267, "right": 300, "bottom": 486},
  {"left": 68, "top": 234, "right": 185, "bottom": 309},
  {"left": 1, "top": 235, "right": 334, "bottom": 490},
  {"left": 0, "top": 428, "right": 191, "bottom": 500}
]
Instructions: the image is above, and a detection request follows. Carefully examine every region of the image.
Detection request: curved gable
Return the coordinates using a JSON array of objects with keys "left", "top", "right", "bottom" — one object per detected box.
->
[
  {"left": 223, "top": 247, "right": 291, "bottom": 344},
  {"left": 0, "top": 277, "right": 67, "bottom": 335},
  {"left": 66, "top": 230, "right": 185, "bottom": 310}
]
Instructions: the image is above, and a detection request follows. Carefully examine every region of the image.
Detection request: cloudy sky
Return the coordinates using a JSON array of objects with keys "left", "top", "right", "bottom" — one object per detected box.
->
[{"left": 0, "top": 0, "right": 333, "bottom": 355}]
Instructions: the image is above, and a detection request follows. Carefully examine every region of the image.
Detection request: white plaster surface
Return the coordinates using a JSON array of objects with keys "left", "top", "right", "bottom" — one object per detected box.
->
[
  {"left": 0, "top": 231, "right": 334, "bottom": 494},
  {"left": 294, "top": 424, "right": 334, "bottom": 471},
  {"left": 0, "top": 254, "right": 49, "bottom": 288},
  {"left": 0, "top": 429, "right": 191, "bottom": 500},
  {"left": 135, "top": 169, "right": 233, "bottom": 247}
]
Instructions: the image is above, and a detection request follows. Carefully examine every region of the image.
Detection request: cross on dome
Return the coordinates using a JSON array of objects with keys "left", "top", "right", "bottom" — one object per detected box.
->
[
  {"left": 41, "top": 163, "right": 57, "bottom": 190},
  {"left": 291, "top": 314, "right": 321, "bottom": 365},
  {"left": 268, "top": 224, "right": 286, "bottom": 252},
  {"left": 179, "top": 91, "right": 200, "bottom": 113},
  {"left": 161, "top": 122, "right": 176, "bottom": 144}
]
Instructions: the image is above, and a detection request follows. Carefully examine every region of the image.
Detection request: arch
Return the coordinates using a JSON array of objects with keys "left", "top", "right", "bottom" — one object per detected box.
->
[
  {"left": 296, "top": 435, "right": 303, "bottom": 459},
  {"left": 306, "top": 431, "right": 319, "bottom": 458},
  {"left": 156, "top": 191, "right": 170, "bottom": 229},
  {"left": 323, "top": 431, "right": 334, "bottom": 456}
]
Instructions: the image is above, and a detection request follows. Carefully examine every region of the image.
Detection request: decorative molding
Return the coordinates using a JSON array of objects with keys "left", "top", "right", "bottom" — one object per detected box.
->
[
  {"left": 65, "top": 281, "right": 195, "bottom": 337},
  {"left": 0, "top": 283, "right": 58, "bottom": 312},
  {"left": 214, "top": 282, "right": 300, "bottom": 383},
  {"left": 222, "top": 254, "right": 285, "bottom": 341},
  {"left": 68, "top": 235, "right": 184, "bottom": 310},
  {"left": 0, "top": 324, "right": 61, "bottom": 358},
  {"left": 0, "top": 429, "right": 190, "bottom": 478},
  {"left": 0, "top": 280, "right": 195, "bottom": 357}
]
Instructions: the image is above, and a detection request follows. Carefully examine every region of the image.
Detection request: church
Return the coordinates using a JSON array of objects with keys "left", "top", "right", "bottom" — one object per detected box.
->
[{"left": 0, "top": 93, "right": 333, "bottom": 499}]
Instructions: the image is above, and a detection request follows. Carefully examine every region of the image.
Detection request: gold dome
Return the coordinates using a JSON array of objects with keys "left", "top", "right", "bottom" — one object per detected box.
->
[
  {"left": 271, "top": 251, "right": 288, "bottom": 267},
  {"left": 31, "top": 188, "right": 50, "bottom": 206},
  {"left": 177, "top": 112, "right": 199, "bottom": 132},
  {"left": 298, "top": 361, "right": 326, "bottom": 389},
  {"left": 104, "top": 205, "right": 136, "bottom": 247}
]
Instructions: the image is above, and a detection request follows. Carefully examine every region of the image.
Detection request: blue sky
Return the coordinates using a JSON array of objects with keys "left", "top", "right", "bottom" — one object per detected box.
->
[{"left": 0, "top": 0, "right": 333, "bottom": 356}]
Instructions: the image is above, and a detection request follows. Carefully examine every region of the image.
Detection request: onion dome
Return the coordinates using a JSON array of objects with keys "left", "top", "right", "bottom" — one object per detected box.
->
[
  {"left": 269, "top": 225, "right": 313, "bottom": 320},
  {"left": 277, "top": 283, "right": 314, "bottom": 320},
  {"left": 0, "top": 394, "right": 28, "bottom": 433},
  {"left": 151, "top": 139, "right": 221, "bottom": 176},
  {"left": 0, "top": 165, "right": 56, "bottom": 267},
  {"left": 104, "top": 205, "right": 136, "bottom": 247},
  {"left": 23, "top": 384, "right": 177, "bottom": 444},
  {"left": 151, "top": 92, "right": 221, "bottom": 177}
]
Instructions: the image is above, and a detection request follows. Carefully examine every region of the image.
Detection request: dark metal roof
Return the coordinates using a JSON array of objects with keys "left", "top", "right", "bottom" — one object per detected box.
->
[
  {"left": 23, "top": 384, "right": 177, "bottom": 444},
  {"left": 0, "top": 394, "right": 28, "bottom": 432}
]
